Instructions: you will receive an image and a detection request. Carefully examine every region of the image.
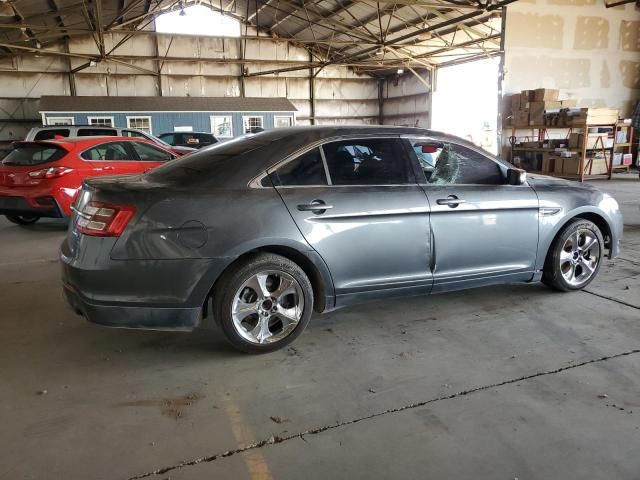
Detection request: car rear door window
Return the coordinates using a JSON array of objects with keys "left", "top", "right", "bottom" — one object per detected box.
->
[
  {"left": 269, "top": 147, "right": 327, "bottom": 186},
  {"left": 77, "top": 128, "right": 118, "bottom": 137},
  {"left": 130, "top": 142, "right": 174, "bottom": 162},
  {"left": 2, "top": 145, "right": 67, "bottom": 165},
  {"left": 81, "top": 142, "right": 131, "bottom": 161},
  {"left": 33, "top": 129, "right": 70, "bottom": 140},
  {"left": 322, "top": 138, "right": 413, "bottom": 185}
]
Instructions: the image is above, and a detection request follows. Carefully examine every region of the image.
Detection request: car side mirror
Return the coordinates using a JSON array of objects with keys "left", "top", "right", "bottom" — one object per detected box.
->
[{"left": 506, "top": 168, "right": 527, "bottom": 185}]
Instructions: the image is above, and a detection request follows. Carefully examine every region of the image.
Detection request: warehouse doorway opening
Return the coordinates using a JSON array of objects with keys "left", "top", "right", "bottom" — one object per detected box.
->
[
  {"left": 431, "top": 58, "right": 499, "bottom": 154},
  {"left": 155, "top": 5, "right": 241, "bottom": 37}
]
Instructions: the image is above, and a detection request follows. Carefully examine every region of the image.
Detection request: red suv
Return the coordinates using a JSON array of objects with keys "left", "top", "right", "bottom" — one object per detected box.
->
[{"left": 0, "top": 137, "right": 176, "bottom": 224}]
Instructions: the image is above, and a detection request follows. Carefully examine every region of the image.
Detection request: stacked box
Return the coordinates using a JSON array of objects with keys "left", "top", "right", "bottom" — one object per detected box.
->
[
  {"left": 563, "top": 157, "right": 582, "bottom": 175},
  {"left": 534, "top": 88, "right": 560, "bottom": 102},
  {"left": 568, "top": 133, "right": 583, "bottom": 149},
  {"left": 568, "top": 108, "right": 619, "bottom": 126},
  {"left": 529, "top": 100, "right": 562, "bottom": 125}
]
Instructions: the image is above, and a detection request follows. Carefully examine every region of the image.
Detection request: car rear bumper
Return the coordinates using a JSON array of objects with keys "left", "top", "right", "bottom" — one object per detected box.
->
[
  {"left": 59, "top": 236, "right": 231, "bottom": 330},
  {"left": 0, "top": 194, "right": 64, "bottom": 218},
  {"left": 62, "top": 282, "right": 202, "bottom": 330}
]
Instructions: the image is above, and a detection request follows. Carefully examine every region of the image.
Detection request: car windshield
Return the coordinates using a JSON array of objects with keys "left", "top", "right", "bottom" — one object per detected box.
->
[{"left": 2, "top": 144, "right": 67, "bottom": 166}]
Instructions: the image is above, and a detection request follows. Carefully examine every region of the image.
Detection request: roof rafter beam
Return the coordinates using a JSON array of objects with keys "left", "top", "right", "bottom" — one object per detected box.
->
[
  {"left": 253, "top": 0, "right": 379, "bottom": 45},
  {"left": 332, "top": 7, "right": 499, "bottom": 60}
]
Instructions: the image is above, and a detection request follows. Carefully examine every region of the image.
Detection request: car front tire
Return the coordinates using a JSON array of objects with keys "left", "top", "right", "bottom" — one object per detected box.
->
[
  {"left": 5, "top": 214, "right": 40, "bottom": 225},
  {"left": 543, "top": 218, "right": 604, "bottom": 292},
  {"left": 213, "top": 253, "right": 314, "bottom": 353}
]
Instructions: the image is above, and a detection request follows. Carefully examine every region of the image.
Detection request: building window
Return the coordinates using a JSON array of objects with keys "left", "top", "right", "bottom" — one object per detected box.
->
[
  {"left": 155, "top": 5, "right": 240, "bottom": 37},
  {"left": 243, "top": 116, "right": 263, "bottom": 134},
  {"left": 274, "top": 116, "right": 293, "bottom": 128},
  {"left": 88, "top": 116, "right": 114, "bottom": 127},
  {"left": 210, "top": 115, "right": 233, "bottom": 138},
  {"left": 126, "top": 116, "right": 152, "bottom": 134},
  {"left": 47, "top": 117, "right": 74, "bottom": 126}
]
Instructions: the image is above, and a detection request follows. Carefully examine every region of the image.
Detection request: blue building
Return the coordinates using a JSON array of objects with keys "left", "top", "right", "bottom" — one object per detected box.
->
[{"left": 39, "top": 96, "right": 297, "bottom": 140}]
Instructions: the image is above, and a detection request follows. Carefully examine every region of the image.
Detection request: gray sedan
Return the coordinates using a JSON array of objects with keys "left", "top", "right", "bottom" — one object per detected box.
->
[{"left": 60, "top": 126, "right": 623, "bottom": 353}]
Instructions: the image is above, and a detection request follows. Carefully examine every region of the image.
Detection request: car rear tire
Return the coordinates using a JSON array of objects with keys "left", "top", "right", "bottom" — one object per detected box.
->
[
  {"left": 542, "top": 218, "right": 604, "bottom": 292},
  {"left": 213, "top": 253, "right": 314, "bottom": 353},
  {"left": 5, "top": 214, "right": 40, "bottom": 225}
]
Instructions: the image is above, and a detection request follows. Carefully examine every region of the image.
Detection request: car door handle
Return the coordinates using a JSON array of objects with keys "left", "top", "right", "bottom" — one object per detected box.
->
[
  {"left": 297, "top": 200, "right": 333, "bottom": 214},
  {"left": 436, "top": 195, "right": 465, "bottom": 207},
  {"left": 101, "top": 166, "right": 115, "bottom": 171}
]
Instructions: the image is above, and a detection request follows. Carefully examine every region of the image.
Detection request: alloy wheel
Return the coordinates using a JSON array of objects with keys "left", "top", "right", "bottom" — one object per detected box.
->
[
  {"left": 231, "top": 270, "right": 304, "bottom": 344},
  {"left": 560, "top": 229, "right": 601, "bottom": 287}
]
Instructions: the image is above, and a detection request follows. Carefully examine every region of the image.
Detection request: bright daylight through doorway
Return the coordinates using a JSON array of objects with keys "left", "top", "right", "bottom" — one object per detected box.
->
[{"left": 431, "top": 58, "right": 500, "bottom": 154}]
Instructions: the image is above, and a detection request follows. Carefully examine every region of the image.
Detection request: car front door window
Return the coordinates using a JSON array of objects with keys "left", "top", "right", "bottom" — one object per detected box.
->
[
  {"left": 130, "top": 142, "right": 174, "bottom": 162},
  {"left": 408, "top": 138, "right": 507, "bottom": 185}
]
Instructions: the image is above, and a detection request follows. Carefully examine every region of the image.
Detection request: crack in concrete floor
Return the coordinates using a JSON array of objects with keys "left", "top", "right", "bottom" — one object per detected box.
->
[
  {"left": 583, "top": 289, "right": 640, "bottom": 310},
  {"left": 128, "top": 348, "right": 640, "bottom": 479}
]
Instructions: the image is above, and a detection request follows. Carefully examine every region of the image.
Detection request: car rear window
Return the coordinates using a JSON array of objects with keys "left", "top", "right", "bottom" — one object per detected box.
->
[
  {"left": 77, "top": 128, "right": 118, "bottom": 136},
  {"left": 146, "top": 134, "right": 268, "bottom": 181},
  {"left": 2, "top": 144, "right": 67, "bottom": 166},
  {"left": 34, "top": 129, "right": 70, "bottom": 140}
]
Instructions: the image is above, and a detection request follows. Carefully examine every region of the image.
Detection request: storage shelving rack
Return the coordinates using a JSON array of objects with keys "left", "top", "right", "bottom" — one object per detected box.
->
[
  {"left": 508, "top": 123, "right": 615, "bottom": 182},
  {"left": 610, "top": 122, "right": 635, "bottom": 174}
]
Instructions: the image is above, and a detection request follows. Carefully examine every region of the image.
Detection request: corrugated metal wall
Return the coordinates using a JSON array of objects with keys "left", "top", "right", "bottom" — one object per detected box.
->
[
  {"left": 0, "top": 29, "right": 383, "bottom": 141},
  {"left": 381, "top": 70, "right": 432, "bottom": 129}
]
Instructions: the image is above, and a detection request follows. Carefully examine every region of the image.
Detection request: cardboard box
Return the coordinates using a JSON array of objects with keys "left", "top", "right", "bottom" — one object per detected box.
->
[
  {"left": 510, "top": 94, "right": 521, "bottom": 111},
  {"left": 568, "top": 133, "right": 583, "bottom": 149},
  {"left": 590, "top": 156, "right": 609, "bottom": 175},
  {"left": 541, "top": 153, "right": 551, "bottom": 173},
  {"left": 521, "top": 90, "right": 535, "bottom": 103},
  {"left": 569, "top": 108, "right": 619, "bottom": 126},
  {"left": 561, "top": 99, "right": 577, "bottom": 108},
  {"left": 554, "top": 157, "right": 565, "bottom": 174},
  {"left": 529, "top": 101, "right": 563, "bottom": 125},
  {"left": 513, "top": 109, "right": 530, "bottom": 127},
  {"left": 562, "top": 157, "right": 582, "bottom": 175},
  {"left": 534, "top": 88, "right": 560, "bottom": 102}
]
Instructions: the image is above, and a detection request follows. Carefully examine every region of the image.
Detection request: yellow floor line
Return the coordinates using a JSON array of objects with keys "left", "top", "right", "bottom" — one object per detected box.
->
[{"left": 220, "top": 393, "right": 273, "bottom": 480}]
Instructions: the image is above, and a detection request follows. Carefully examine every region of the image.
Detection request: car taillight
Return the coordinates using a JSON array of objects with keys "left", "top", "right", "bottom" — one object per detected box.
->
[
  {"left": 76, "top": 201, "right": 135, "bottom": 237},
  {"left": 29, "top": 166, "right": 73, "bottom": 179}
]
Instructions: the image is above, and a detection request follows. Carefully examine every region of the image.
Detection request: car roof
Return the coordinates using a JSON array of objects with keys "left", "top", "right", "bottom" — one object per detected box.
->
[
  {"left": 34, "top": 136, "right": 148, "bottom": 143},
  {"left": 159, "top": 132, "right": 215, "bottom": 135},
  {"left": 16, "top": 137, "right": 155, "bottom": 150},
  {"left": 33, "top": 125, "right": 142, "bottom": 130}
]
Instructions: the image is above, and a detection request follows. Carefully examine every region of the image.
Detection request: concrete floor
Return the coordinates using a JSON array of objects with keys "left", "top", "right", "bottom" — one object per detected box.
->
[{"left": 1, "top": 175, "right": 639, "bottom": 480}]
